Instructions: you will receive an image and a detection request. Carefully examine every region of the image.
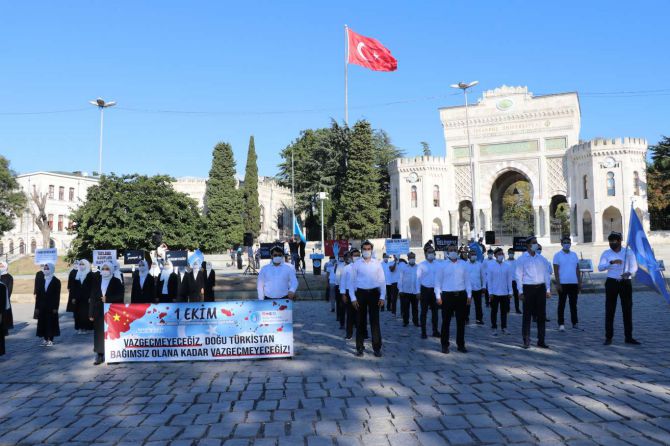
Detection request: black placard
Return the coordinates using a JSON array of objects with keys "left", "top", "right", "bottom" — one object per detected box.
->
[
  {"left": 259, "top": 243, "right": 275, "bottom": 260},
  {"left": 123, "top": 250, "right": 145, "bottom": 265},
  {"left": 434, "top": 234, "right": 458, "bottom": 251},
  {"left": 512, "top": 237, "right": 527, "bottom": 252},
  {"left": 166, "top": 250, "right": 188, "bottom": 267},
  {"left": 485, "top": 231, "right": 496, "bottom": 245}
]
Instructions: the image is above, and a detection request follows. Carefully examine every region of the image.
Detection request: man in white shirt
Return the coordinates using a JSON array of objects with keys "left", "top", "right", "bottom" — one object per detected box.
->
[
  {"left": 324, "top": 256, "right": 338, "bottom": 314},
  {"left": 417, "top": 246, "right": 440, "bottom": 339},
  {"left": 465, "top": 250, "right": 485, "bottom": 325},
  {"left": 598, "top": 231, "right": 639, "bottom": 345},
  {"left": 516, "top": 236, "right": 552, "bottom": 349},
  {"left": 482, "top": 248, "right": 495, "bottom": 308},
  {"left": 256, "top": 246, "right": 298, "bottom": 301},
  {"left": 334, "top": 254, "right": 346, "bottom": 329},
  {"left": 507, "top": 248, "right": 522, "bottom": 314},
  {"left": 339, "top": 250, "right": 358, "bottom": 339},
  {"left": 348, "top": 241, "right": 385, "bottom": 357},
  {"left": 487, "top": 248, "right": 513, "bottom": 335},
  {"left": 435, "top": 244, "right": 472, "bottom": 354},
  {"left": 398, "top": 253, "right": 420, "bottom": 327},
  {"left": 381, "top": 253, "right": 400, "bottom": 315},
  {"left": 553, "top": 236, "right": 582, "bottom": 331}
]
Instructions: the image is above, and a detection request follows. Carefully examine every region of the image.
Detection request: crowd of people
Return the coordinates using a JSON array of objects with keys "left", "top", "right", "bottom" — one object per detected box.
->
[{"left": 317, "top": 232, "right": 640, "bottom": 357}]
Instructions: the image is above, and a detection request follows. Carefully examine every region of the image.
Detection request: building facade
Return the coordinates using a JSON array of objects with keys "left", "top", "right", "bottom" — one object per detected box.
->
[{"left": 389, "top": 85, "right": 648, "bottom": 246}]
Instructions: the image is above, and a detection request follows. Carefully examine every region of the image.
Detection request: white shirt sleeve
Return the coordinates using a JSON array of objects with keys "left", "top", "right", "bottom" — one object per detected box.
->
[
  {"left": 378, "top": 263, "right": 386, "bottom": 301},
  {"left": 257, "top": 268, "right": 265, "bottom": 300},
  {"left": 348, "top": 264, "right": 358, "bottom": 302},
  {"left": 288, "top": 266, "right": 298, "bottom": 293},
  {"left": 434, "top": 264, "right": 442, "bottom": 299}
]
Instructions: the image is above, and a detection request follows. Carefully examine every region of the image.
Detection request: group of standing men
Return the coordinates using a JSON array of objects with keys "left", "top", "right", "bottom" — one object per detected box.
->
[{"left": 322, "top": 231, "right": 641, "bottom": 356}]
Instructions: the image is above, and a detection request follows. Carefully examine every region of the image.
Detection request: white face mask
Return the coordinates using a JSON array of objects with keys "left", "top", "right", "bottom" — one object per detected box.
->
[
  {"left": 352, "top": 256, "right": 361, "bottom": 262},
  {"left": 496, "top": 255, "right": 504, "bottom": 263},
  {"left": 408, "top": 259, "right": 416, "bottom": 265},
  {"left": 0, "top": 265, "right": 6, "bottom": 274},
  {"left": 426, "top": 253, "right": 435, "bottom": 261},
  {"left": 447, "top": 252, "right": 458, "bottom": 260},
  {"left": 78, "top": 263, "right": 86, "bottom": 271},
  {"left": 272, "top": 256, "right": 283, "bottom": 265},
  {"left": 562, "top": 243, "right": 571, "bottom": 251},
  {"left": 43, "top": 266, "right": 53, "bottom": 277},
  {"left": 469, "top": 256, "right": 476, "bottom": 262},
  {"left": 362, "top": 251, "right": 372, "bottom": 259},
  {"left": 101, "top": 270, "right": 112, "bottom": 278},
  {"left": 487, "top": 254, "right": 493, "bottom": 259},
  {"left": 508, "top": 253, "right": 515, "bottom": 260},
  {"left": 530, "top": 243, "right": 539, "bottom": 252}
]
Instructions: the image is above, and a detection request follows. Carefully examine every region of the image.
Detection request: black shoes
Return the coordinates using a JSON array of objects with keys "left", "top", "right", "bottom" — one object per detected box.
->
[
  {"left": 355, "top": 350, "right": 364, "bottom": 357},
  {"left": 603, "top": 338, "right": 612, "bottom": 345},
  {"left": 537, "top": 343, "right": 550, "bottom": 349},
  {"left": 476, "top": 320, "right": 484, "bottom": 325},
  {"left": 457, "top": 347, "right": 468, "bottom": 353},
  {"left": 441, "top": 346, "right": 449, "bottom": 354},
  {"left": 402, "top": 322, "right": 408, "bottom": 327},
  {"left": 373, "top": 350, "right": 382, "bottom": 357},
  {"left": 421, "top": 333, "right": 428, "bottom": 339},
  {"left": 625, "top": 338, "right": 641, "bottom": 345},
  {"left": 93, "top": 354, "right": 104, "bottom": 365},
  {"left": 331, "top": 308, "right": 335, "bottom": 312},
  {"left": 522, "top": 339, "right": 530, "bottom": 349},
  {"left": 515, "top": 310, "right": 522, "bottom": 314},
  {"left": 345, "top": 335, "right": 352, "bottom": 340},
  {"left": 432, "top": 331, "right": 440, "bottom": 338}
]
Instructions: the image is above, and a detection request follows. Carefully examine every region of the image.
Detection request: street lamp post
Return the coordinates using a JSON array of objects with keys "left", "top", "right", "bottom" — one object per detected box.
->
[
  {"left": 450, "top": 81, "right": 479, "bottom": 240},
  {"left": 89, "top": 98, "right": 117, "bottom": 175},
  {"left": 318, "top": 192, "right": 327, "bottom": 253}
]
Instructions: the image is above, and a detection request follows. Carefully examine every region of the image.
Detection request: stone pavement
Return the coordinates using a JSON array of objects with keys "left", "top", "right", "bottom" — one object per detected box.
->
[{"left": 1, "top": 291, "right": 670, "bottom": 446}]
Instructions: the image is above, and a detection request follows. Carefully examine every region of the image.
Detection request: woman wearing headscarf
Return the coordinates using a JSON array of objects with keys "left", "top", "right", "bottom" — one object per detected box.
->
[
  {"left": 73, "top": 260, "right": 95, "bottom": 334},
  {"left": 35, "top": 264, "right": 61, "bottom": 346},
  {"left": 157, "top": 261, "right": 178, "bottom": 303},
  {"left": 203, "top": 261, "right": 216, "bottom": 302},
  {"left": 32, "top": 266, "right": 45, "bottom": 321},
  {"left": 187, "top": 260, "right": 206, "bottom": 302},
  {"left": 0, "top": 261, "right": 14, "bottom": 335},
  {"left": 89, "top": 261, "right": 124, "bottom": 365},
  {"left": 66, "top": 260, "right": 78, "bottom": 315},
  {"left": 131, "top": 259, "right": 156, "bottom": 303},
  {"left": 0, "top": 279, "right": 9, "bottom": 355},
  {"left": 112, "top": 260, "right": 124, "bottom": 286}
]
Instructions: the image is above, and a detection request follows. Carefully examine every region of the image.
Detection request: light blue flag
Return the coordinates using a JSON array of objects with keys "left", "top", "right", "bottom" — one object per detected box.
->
[
  {"left": 293, "top": 216, "right": 306, "bottom": 243},
  {"left": 468, "top": 241, "right": 484, "bottom": 262},
  {"left": 627, "top": 207, "right": 670, "bottom": 304},
  {"left": 188, "top": 249, "right": 205, "bottom": 266}
]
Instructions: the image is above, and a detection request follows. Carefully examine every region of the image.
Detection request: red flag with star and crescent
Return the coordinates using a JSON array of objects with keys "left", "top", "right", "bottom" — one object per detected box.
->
[
  {"left": 347, "top": 29, "right": 397, "bottom": 72},
  {"left": 105, "top": 303, "right": 151, "bottom": 340}
]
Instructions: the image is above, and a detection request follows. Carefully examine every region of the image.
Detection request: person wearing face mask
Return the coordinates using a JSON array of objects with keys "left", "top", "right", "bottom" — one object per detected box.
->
[
  {"left": 516, "top": 236, "right": 552, "bottom": 349},
  {"left": 348, "top": 241, "right": 385, "bottom": 357},
  {"left": 324, "top": 256, "right": 339, "bottom": 314},
  {"left": 89, "top": 261, "right": 124, "bottom": 365},
  {"left": 487, "top": 248, "right": 513, "bottom": 335},
  {"left": 157, "top": 261, "right": 179, "bottom": 302},
  {"left": 553, "top": 236, "right": 582, "bottom": 332},
  {"left": 32, "top": 266, "right": 45, "bottom": 321},
  {"left": 257, "top": 246, "right": 298, "bottom": 301},
  {"left": 334, "top": 254, "right": 346, "bottom": 327},
  {"left": 176, "top": 265, "right": 190, "bottom": 302},
  {"left": 381, "top": 253, "right": 400, "bottom": 315},
  {"left": 598, "top": 231, "right": 639, "bottom": 345},
  {"left": 465, "top": 249, "right": 485, "bottom": 325},
  {"left": 339, "top": 250, "right": 359, "bottom": 338},
  {"left": 66, "top": 260, "right": 78, "bottom": 316},
  {"left": 187, "top": 260, "right": 206, "bottom": 302},
  {"left": 203, "top": 261, "right": 216, "bottom": 302},
  {"left": 507, "top": 249, "right": 522, "bottom": 314},
  {"left": 533, "top": 244, "right": 552, "bottom": 323},
  {"left": 112, "top": 260, "right": 124, "bottom": 286},
  {"left": 398, "top": 252, "right": 420, "bottom": 327},
  {"left": 131, "top": 259, "right": 156, "bottom": 303},
  {"left": 417, "top": 246, "right": 440, "bottom": 339},
  {"left": 35, "top": 264, "right": 61, "bottom": 347},
  {"left": 72, "top": 260, "right": 95, "bottom": 334},
  {"left": 435, "top": 244, "right": 472, "bottom": 354},
  {"left": 0, "top": 261, "right": 14, "bottom": 335},
  {"left": 482, "top": 248, "right": 496, "bottom": 308}
]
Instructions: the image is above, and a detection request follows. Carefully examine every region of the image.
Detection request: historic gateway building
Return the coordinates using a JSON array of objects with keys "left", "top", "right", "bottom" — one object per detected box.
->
[{"left": 389, "top": 85, "right": 649, "bottom": 247}]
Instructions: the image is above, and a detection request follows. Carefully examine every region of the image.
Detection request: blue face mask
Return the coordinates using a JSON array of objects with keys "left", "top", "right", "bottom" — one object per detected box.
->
[{"left": 562, "top": 243, "right": 571, "bottom": 251}]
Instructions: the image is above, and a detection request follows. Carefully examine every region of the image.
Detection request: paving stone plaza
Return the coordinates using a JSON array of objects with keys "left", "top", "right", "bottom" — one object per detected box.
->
[{"left": 1, "top": 291, "right": 670, "bottom": 446}]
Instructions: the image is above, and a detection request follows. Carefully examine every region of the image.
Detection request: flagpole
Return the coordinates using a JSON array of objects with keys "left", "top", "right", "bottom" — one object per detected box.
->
[
  {"left": 291, "top": 149, "right": 295, "bottom": 232},
  {"left": 344, "top": 24, "right": 349, "bottom": 126}
]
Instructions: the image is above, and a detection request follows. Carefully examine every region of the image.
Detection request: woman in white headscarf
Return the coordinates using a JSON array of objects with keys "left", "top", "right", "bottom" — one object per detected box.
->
[
  {"left": 131, "top": 259, "right": 156, "bottom": 303},
  {"left": 112, "top": 260, "right": 124, "bottom": 284},
  {"left": 35, "top": 264, "right": 61, "bottom": 346},
  {"left": 0, "top": 261, "right": 14, "bottom": 334},
  {"left": 187, "top": 260, "right": 206, "bottom": 302},
  {"left": 89, "top": 261, "right": 124, "bottom": 365},
  {"left": 66, "top": 260, "right": 78, "bottom": 315},
  {"left": 72, "top": 259, "right": 94, "bottom": 334},
  {"left": 157, "top": 260, "right": 178, "bottom": 303}
]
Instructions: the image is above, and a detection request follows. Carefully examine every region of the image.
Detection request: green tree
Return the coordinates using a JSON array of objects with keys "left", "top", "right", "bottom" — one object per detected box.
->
[
  {"left": 203, "top": 142, "right": 244, "bottom": 252},
  {"left": 502, "top": 181, "right": 534, "bottom": 236},
  {"left": 373, "top": 129, "right": 404, "bottom": 237},
  {"left": 334, "top": 120, "right": 382, "bottom": 239},
  {"left": 421, "top": 141, "right": 431, "bottom": 156},
  {"left": 68, "top": 174, "right": 203, "bottom": 260},
  {"left": 0, "top": 156, "right": 27, "bottom": 237},
  {"left": 648, "top": 136, "right": 670, "bottom": 228},
  {"left": 242, "top": 136, "right": 261, "bottom": 238}
]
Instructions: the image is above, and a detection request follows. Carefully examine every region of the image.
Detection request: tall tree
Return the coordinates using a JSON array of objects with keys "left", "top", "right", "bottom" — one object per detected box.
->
[
  {"left": 0, "top": 156, "right": 27, "bottom": 237},
  {"left": 421, "top": 141, "right": 431, "bottom": 156},
  {"left": 334, "top": 120, "right": 382, "bottom": 239},
  {"left": 68, "top": 174, "right": 203, "bottom": 260},
  {"left": 647, "top": 136, "right": 670, "bottom": 229},
  {"left": 242, "top": 136, "right": 261, "bottom": 238},
  {"left": 30, "top": 190, "right": 51, "bottom": 248},
  {"left": 203, "top": 142, "right": 244, "bottom": 252},
  {"left": 373, "top": 129, "right": 404, "bottom": 237}
]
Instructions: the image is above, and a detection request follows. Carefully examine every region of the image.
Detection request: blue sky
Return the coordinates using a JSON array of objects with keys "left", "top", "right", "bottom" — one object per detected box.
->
[{"left": 1, "top": 1, "right": 668, "bottom": 178}]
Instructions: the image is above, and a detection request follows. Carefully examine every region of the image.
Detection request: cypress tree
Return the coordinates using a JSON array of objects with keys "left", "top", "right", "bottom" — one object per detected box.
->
[
  {"left": 203, "top": 142, "right": 244, "bottom": 252},
  {"left": 334, "top": 120, "right": 382, "bottom": 239},
  {"left": 242, "top": 136, "right": 261, "bottom": 238}
]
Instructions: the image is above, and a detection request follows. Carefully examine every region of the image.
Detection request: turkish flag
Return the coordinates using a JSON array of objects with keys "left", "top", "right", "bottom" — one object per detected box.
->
[
  {"left": 105, "top": 303, "right": 151, "bottom": 340},
  {"left": 347, "top": 29, "right": 397, "bottom": 72}
]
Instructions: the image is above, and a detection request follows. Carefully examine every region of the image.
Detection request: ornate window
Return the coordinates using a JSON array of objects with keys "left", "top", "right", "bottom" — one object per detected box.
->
[
  {"left": 410, "top": 185, "right": 417, "bottom": 208},
  {"left": 583, "top": 175, "right": 588, "bottom": 199},
  {"left": 48, "top": 185, "right": 55, "bottom": 199},
  {"left": 633, "top": 171, "right": 640, "bottom": 196},
  {"left": 607, "top": 172, "right": 615, "bottom": 196},
  {"left": 58, "top": 186, "right": 64, "bottom": 200},
  {"left": 69, "top": 187, "right": 75, "bottom": 201},
  {"left": 433, "top": 185, "right": 440, "bottom": 207}
]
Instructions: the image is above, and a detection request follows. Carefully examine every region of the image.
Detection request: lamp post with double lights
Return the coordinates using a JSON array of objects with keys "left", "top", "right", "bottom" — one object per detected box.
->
[{"left": 89, "top": 98, "right": 116, "bottom": 175}]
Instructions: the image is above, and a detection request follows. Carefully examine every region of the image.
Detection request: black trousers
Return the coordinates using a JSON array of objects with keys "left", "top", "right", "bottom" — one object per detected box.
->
[
  {"left": 522, "top": 284, "right": 546, "bottom": 344},
  {"left": 440, "top": 291, "right": 467, "bottom": 348},
  {"left": 466, "top": 289, "right": 484, "bottom": 322},
  {"left": 512, "top": 281, "right": 521, "bottom": 312},
  {"left": 420, "top": 286, "right": 439, "bottom": 335},
  {"left": 335, "top": 286, "right": 345, "bottom": 327},
  {"left": 355, "top": 288, "right": 382, "bottom": 352},
  {"left": 399, "top": 292, "right": 419, "bottom": 325},
  {"left": 386, "top": 283, "right": 398, "bottom": 314},
  {"left": 344, "top": 292, "right": 356, "bottom": 337},
  {"left": 490, "top": 295, "right": 510, "bottom": 329},
  {"left": 605, "top": 278, "right": 633, "bottom": 340},
  {"left": 483, "top": 288, "right": 490, "bottom": 307},
  {"left": 557, "top": 283, "right": 579, "bottom": 326}
]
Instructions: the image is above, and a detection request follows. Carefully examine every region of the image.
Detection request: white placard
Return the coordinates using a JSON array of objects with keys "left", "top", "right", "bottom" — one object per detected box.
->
[
  {"left": 93, "top": 249, "right": 117, "bottom": 267},
  {"left": 385, "top": 239, "right": 410, "bottom": 256},
  {"left": 34, "top": 248, "right": 58, "bottom": 265}
]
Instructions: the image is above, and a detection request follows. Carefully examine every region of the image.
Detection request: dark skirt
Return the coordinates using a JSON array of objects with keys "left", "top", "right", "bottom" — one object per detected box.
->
[
  {"left": 74, "top": 300, "right": 94, "bottom": 331},
  {"left": 0, "top": 318, "right": 5, "bottom": 355},
  {"left": 36, "top": 310, "right": 60, "bottom": 339},
  {"left": 93, "top": 316, "right": 104, "bottom": 354},
  {"left": 3, "top": 306, "right": 13, "bottom": 333}
]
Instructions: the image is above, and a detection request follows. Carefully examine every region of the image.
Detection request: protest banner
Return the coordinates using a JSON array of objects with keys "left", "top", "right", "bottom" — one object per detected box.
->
[
  {"left": 433, "top": 234, "right": 458, "bottom": 251},
  {"left": 123, "top": 250, "right": 145, "bottom": 265},
  {"left": 166, "top": 250, "right": 188, "bottom": 267},
  {"left": 34, "top": 248, "right": 58, "bottom": 265},
  {"left": 385, "top": 238, "right": 410, "bottom": 256},
  {"left": 104, "top": 300, "right": 294, "bottom": 363},
  {"left": 325, "top": 240, "right": 348, "bottom": 257},
  {"left": 93, "top": 249, "right": 117, "bottom": 267},
  {"left": 259, "top": 243, "right": 275, "bottom": 259}
]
